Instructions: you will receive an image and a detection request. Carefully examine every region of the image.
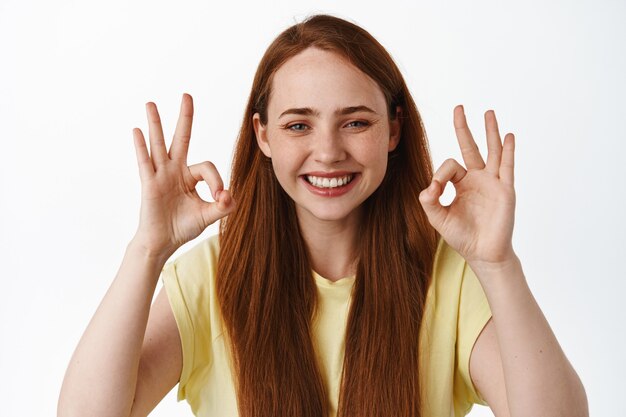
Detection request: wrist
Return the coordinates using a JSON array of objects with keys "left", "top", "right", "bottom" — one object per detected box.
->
[
  {"left": 126, "top": 238, "right": 175, "bottom": 265},
  {"left": 468, "top": 252, "right": 523, "bottom": 282}
]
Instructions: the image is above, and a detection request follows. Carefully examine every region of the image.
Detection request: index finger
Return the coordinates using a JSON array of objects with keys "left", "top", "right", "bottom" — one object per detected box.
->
[
  {"left": 169, "top": 93, "right": 194, "bottom": 162},
  {"left": 454, "top": 105, "right": 486, "bottom": 170}
]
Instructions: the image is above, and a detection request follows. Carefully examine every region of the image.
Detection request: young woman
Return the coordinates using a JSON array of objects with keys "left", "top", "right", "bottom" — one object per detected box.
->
[{"left": 58, "top": 14, "right": 588, "bottom": 417}]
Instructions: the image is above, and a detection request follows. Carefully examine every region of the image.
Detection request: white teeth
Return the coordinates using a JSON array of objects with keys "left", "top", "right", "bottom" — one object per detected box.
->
[{"left": 306, "top": 174, "right": 354, "bottom": 189}]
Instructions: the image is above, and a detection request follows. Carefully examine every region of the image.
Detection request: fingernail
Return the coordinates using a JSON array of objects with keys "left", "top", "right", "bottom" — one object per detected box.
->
[{"left": 220, "top": 192, "right": 232, "bottom": 209}]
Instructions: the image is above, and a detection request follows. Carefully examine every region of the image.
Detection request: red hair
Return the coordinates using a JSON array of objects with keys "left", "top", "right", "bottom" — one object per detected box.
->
[{"left": 217, "top": 14, "right": 438, "bottom": 417}]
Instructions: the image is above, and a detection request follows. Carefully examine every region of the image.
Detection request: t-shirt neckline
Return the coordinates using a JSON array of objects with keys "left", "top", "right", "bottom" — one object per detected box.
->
[{"left": 312, "top": 270, "right": 356, "bottom": 288}]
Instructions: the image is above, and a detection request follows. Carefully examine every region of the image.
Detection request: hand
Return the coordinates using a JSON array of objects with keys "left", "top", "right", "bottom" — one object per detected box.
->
[
  {"left": 131, "top": 93, "right": 235, "bottom": 258},
  {"left": 419, "top": 105, "right": 516, "bottom": 268}
]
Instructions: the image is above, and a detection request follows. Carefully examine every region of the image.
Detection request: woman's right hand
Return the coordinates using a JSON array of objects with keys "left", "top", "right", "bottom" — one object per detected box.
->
[{"left": 131, "top": 93, "right": 235, "bottom": 258}]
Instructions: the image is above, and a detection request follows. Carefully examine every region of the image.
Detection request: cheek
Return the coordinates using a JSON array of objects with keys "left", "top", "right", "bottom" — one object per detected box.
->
[
  {"left": 357, "top": 137, "right": 392, "bottom": 183},
  {"left": 268, "top": 145, "right": 301, "bottom": 181},
  {"left": 357, "top": 131, "right": 391, "bottom": 165}
]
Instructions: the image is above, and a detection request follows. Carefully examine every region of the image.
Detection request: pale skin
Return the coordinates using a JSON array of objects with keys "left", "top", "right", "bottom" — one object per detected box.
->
[
  {"left": 252, "top": 48, "right": 402, "bottom": 280},
  {"left": 420, "top": 108, "right": 589, "bottom": 416},
  {"left": 58, "top": 48, "right": 588, "bottom": 417},
  {"left": 58, "top": 94, "right": 236, "bottom": 417}
]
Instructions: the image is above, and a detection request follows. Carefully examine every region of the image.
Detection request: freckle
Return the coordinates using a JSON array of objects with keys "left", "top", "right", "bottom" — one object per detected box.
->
[{"left": 539, "top": 349, "right": 543, "bottom": 353}]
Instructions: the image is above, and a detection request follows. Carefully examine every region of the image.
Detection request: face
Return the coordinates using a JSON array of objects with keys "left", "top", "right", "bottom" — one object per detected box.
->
[{"left": 253, "top": 47, "right": 400, "bottom": 226}]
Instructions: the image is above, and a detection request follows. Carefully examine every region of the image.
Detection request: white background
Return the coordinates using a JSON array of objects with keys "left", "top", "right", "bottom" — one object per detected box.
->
[{"left": 1, "top": 0, "right": 624, "bottom": 416}]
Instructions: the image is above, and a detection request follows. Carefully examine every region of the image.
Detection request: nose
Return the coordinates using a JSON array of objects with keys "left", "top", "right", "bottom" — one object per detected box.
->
[{"left": 313, "top": 128, "right": 347, "bottom": 164}]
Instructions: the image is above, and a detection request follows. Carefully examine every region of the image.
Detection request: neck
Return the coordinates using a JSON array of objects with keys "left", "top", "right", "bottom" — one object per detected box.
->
[{"left": 296, "top": 208, "right": 361, "bottom": 282}]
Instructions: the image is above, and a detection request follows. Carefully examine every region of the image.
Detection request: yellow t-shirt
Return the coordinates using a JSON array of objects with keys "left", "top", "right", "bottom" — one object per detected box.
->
[{"left": 161, "top": 234, "right": 492, "bottom": 417}]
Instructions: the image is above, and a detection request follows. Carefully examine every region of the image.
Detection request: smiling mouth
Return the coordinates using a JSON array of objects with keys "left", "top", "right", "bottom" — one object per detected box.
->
[{"left": 305, "top": 174, "right": 355, "bottom": 189}]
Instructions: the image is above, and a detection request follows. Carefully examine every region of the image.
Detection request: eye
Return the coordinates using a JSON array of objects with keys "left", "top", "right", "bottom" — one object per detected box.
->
[
  {"left": 345, "top": 120, "right": 369, "bottom": 128},
  {"left": 287, "top": 123, "right": 309, "bottom": 132}
]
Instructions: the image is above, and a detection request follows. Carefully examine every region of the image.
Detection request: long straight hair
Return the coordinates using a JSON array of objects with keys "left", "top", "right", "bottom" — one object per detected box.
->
[{"left": 217, "top": 14, "right": 438, "bottom": 417}]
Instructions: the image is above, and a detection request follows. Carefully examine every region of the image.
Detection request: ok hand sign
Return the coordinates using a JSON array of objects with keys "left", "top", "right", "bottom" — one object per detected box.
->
[
  {"left": 131, "top": 94, "right": 235, "bottom": 258},
  {"left": 419, "top": 105, "right": 516, "bottom": 269}
]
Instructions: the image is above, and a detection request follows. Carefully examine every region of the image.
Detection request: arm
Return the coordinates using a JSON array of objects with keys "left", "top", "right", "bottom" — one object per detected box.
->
[
  {"left": 58, "top": 243, "right": 179, "bottom": 417},
  {"left": 419, "top": 105, "right": 588, "bottom": 417},
  {"left": 58, "top": 94, "right": 235, "bottom": 417},
  {"left": 131, "top": 286, "right": 184, "bottom": 416},
  {"left": 469, "top": 259, "right": 588, "bottom": 417},
  {"left": 469, "top": 318, "right": 510, "bottom": 416}
]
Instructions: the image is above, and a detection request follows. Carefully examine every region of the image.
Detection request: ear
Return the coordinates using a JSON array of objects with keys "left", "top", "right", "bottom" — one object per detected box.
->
[
  {"left": 388, "top": 106, "right": 402, "bottom": 152},
  {"left": 253, "top": 113, "right": 271, "bottom": 158}
]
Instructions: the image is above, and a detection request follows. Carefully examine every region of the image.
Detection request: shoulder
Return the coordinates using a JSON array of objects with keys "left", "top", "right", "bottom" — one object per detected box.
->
[
  {"left": 161, "top": 234, "right": 221, "bottom": 284},
  {"left": 159, "top": 233, "right": 221, "bottom": 335},
  {"left": 165, "top": 234, "right": 220, "bottom": 270},
  {"left": 420, "top": 238, "right": 493, "bottom": 411},
  {"left": 426, "top": 238, "right": 491, "bottom": 342},
  {"left": 158, "top": 234, "right": 222, "bottom": 403},
  {"left": 428, "top": 238, "right": 471, "bottom": 301}
]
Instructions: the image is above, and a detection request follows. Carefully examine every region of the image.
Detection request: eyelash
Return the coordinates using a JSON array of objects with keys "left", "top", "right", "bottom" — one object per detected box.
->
[
  {"left": 346, "top": 120, "right": 369, "bottom": 128},
  {"left": 287, "top": 123, "right": 309, "bottom": 131},
  {"left": 284, "top": 120, "right": 370, "bottom": 131}
]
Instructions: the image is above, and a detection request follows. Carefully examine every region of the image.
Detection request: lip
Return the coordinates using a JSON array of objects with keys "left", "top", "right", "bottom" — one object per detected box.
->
[
  {"left": 303, "top": 170, "right": 355, "bottom": 178},
  {"left": 300, "top": 173, "right": 360, "bottom": 197}
]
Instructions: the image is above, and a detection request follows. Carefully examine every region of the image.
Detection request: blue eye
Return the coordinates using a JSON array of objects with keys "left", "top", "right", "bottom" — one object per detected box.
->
[
  {"left": 346, "top": 120, "right": 369, "bottom": 128},
  {"left": 288, "top": 123, "right": 308, "bottom": 131}
]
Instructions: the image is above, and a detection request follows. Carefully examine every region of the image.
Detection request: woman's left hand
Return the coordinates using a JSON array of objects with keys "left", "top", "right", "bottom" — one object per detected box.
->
[{"left": 419, "top": 105, "right": 517, "bottom": 269}]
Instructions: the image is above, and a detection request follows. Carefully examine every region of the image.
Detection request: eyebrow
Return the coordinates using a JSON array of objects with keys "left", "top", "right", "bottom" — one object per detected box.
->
[{"left": 278, "top": 105, "right": 378, "bottom": 119}]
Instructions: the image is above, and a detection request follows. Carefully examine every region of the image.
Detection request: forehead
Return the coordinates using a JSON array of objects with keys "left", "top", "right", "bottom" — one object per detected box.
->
[{"left": 268, "top": 47, "right": 387, "bottom": 114}]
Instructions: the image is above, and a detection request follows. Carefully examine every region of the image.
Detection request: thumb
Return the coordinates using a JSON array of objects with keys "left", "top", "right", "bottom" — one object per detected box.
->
[
  {"left": 419, "top": 180, "right": 448, "bottom": 231},
  {"left": 200, "top": 189, "right": 236, "bottom": 227}
]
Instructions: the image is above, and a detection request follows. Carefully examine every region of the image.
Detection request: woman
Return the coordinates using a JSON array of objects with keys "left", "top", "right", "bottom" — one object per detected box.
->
[{"left": 58, "top": 14, "right": 588, "bottom": 417}]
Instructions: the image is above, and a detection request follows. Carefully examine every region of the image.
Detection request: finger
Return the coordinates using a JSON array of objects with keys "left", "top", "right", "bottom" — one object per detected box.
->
[
  {"left": 499, "top": 133, "right": 515, "bottom": 185},
  {"left": 146, "top": 102, "right": 170, "bottom": 166},
  {"left": 132, "top": 128, "right": 155, "bottom": 180},
  {"left": 484, "top": 110, "right": 503, "bottom": 175},
  {"left": 419, "top": 158, "right": 467, "bottom": 231},
  {"left": 432, "top": 158, "right": 467, "bottom": 186},
  {"left": 169, "top": 93, "right": 194, "bottom": 162},
  {"left": 188, "top": 161, "right": 224, "bottom": 200},
  {"left": 419, "top": 179, "right": 448, "bottom": 231},
  {"left": 196, "top": 188, "right": 236, "bottom": 228},
  {"left": 454, "top": 105, "right": 485, "bottom": 170}
]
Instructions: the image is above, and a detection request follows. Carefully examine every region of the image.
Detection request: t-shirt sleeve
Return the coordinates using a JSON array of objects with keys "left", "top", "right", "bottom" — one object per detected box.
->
[
  {"left": 454, "top": 261, "right": 493, "bottom": 407},
  {"left": 161, "top": 260, "right": 196, "bottom": 401},
  {"left": 159, "top": 236, "right": 219, "bottom": 403}
]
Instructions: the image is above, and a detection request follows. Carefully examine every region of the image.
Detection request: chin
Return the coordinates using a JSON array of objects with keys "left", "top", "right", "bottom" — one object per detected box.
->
[{"left": 297, "top": 203, "right": 362, "bottom": 223}]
